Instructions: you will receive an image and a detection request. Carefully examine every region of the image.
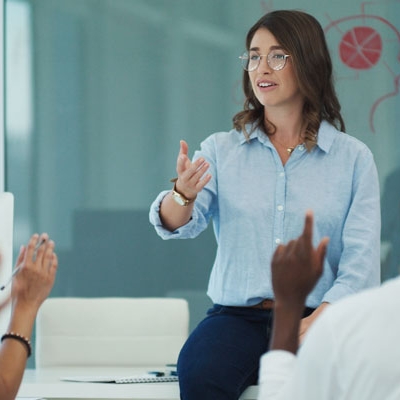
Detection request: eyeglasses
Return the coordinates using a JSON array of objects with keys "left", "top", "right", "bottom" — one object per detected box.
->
[{"left": 239, "top": 50, "right": 291, "bottom": 71}]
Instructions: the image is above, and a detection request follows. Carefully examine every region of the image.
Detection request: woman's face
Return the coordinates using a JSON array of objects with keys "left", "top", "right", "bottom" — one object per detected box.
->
[{"left": 248, "top": 28, "right": 304, "bottom": 112}]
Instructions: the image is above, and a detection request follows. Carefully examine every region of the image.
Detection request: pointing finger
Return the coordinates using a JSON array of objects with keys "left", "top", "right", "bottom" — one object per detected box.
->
[{"left": 302, "top": 210, "right": 314, "bottom": 244}]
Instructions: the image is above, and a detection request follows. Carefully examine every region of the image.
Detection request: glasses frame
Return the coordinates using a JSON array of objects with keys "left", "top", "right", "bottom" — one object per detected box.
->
[{"left": 239, "top": 51, "right": 291, "bottom": 72}]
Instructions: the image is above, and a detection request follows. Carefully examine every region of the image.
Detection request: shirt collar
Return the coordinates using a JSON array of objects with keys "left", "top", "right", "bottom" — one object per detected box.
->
[
  {"left": 316, "top": 120, "right": 340, "bottom": 153},
  {"left": 238, "top": 124, "right": 270, "bottom": 146},
  {"left": 238, "top": 120, "right": 340, "bottom": 152}
]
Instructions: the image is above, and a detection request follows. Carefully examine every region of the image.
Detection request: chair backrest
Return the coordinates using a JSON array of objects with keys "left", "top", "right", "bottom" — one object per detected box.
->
[
  {"left": 35, "top": 297, "right": 189, "bottom": 368},
  {"left": 0, "top": 192, "right": 14, "bottom": 335}
]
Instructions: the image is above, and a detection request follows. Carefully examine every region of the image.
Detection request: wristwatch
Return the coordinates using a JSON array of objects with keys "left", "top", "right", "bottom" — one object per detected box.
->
[{"left": 171, "top": 185, "right": 195, "bottom": 206}]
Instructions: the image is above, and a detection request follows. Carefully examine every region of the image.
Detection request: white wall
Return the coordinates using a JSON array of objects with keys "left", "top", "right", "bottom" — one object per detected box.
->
[
  {"left": 0, "top": 0, "right": 4, "bottom": 192},
  {"left": 0, "top": 0, "right": 11, "bottom": 336}
]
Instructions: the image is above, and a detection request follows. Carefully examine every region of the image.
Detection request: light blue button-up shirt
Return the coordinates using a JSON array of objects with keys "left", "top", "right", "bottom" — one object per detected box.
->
[{"left": 149, "top": 121, "right": 381, "bottom": 308}]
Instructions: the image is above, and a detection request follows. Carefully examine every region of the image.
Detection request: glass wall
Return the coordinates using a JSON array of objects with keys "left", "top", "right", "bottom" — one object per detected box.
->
[
  {"left": 5, "top": 0, "right": 400, "bottom": 367},
  {"left": 5, "top": 2, "right": 258, "bottom": 363}
]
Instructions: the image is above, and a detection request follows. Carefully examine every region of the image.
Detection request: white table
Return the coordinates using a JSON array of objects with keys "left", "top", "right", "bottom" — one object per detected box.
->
[{"left": 17, "top": 367, "right": 259, "bottom": 399}]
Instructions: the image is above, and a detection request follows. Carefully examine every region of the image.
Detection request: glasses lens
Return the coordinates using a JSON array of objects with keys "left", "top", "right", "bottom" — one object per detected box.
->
[
  {"left": 268, "top": 51, "right": 287, "bottom": 71},
  {"left": 240, "top": 52, "right": 251, "bottom": 71},
  {"left": 241, "top": 52, "right": 260, "bottom": 71}
]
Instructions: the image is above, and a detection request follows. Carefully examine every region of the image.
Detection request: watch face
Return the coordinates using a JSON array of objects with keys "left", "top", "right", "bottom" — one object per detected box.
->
[{"left": 172, "top": 191, "right": 186, "bottom": 206}]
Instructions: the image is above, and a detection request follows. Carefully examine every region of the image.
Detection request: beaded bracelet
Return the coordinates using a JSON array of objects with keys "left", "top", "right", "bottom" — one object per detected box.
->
[{"left": 1, "top": 332, "right": 32, "bottom": 357}]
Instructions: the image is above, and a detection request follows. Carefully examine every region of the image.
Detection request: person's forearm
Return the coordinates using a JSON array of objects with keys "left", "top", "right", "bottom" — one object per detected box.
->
[
  {"left": 159, "top": 191, "right": 194, "bottom": 231},
  {"left": 0, "top": 304, "right": 38, "bottom": 400},
  {"left": 8, "top": 300, "right": 38, "bottom": 337},
  {"left": 270, "top": 302, "right": 305, "bottom": 354}
]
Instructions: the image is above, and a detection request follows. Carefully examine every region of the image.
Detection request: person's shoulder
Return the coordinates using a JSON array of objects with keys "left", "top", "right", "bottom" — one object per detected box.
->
[
  {"left": 319, "top": 121, "right": 373, "bottom": 157},
  {"left": 324, "top": 277, "right": 400, "bottom": 322},
  {"left": 201, "top": 127, "right": 245, "bottom": 146},
  {"left": 306, "top": 277, "right": 400, "bottom": 352}
]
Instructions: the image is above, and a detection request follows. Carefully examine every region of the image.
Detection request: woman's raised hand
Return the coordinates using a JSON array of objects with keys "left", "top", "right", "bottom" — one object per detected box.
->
[
  {"left": 12, "top": 233, "right": 58, "bottom": 310},
  {"left": 174, "top": 140, "right": 211, "bottom": 200}
]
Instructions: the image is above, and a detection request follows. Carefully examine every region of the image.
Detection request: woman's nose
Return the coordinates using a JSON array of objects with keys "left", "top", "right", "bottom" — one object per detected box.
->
[{"left": 257, "top": 55, "right": 272, "bottom": 73}]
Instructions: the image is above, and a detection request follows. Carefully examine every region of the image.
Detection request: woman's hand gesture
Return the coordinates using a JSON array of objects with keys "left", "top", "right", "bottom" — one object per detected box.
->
[{"left": 174, "top": 140, "right": 211, "bottom": 200}]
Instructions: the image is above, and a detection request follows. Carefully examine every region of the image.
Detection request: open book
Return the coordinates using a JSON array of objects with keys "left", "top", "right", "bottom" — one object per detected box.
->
[{"left": 60, "top": 374, "right": 178, "bottom": 384}]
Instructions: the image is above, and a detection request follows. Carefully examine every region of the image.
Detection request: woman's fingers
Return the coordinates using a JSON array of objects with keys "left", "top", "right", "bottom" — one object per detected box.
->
[
  {"left": 44, "top": 240, "right": 56, "bottom": 270},
  {"left": 33, "top": 234, "right": 49, "bottom": 264},
  {"left": 175, "top": 139, "right": 212, "bottom": 198},
  {"left": 177, "top": 140, "right": 191, "bottom": 175},
  {"left": 179, "top": 140, "right": 189, "bottom": 157},
  {"left": 25, "top": 234, "right": 40, "bottom": 264}
]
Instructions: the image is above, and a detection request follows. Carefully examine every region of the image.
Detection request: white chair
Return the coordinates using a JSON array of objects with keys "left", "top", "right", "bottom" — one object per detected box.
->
[
  {"left": 35, "top": 297, "right": 189, "bottom": 367},
  {"left": 0, "top": 192, "right": 14, "bottom": 335}
]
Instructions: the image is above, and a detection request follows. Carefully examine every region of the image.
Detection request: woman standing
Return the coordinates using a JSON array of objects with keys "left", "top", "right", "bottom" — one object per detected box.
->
[{"left": 149, "top": 9, "right": 380, "bottom": 400}]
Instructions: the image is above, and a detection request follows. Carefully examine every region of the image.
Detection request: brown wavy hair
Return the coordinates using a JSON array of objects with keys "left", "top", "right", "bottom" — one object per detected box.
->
[{"left": 233, "top": 10, "right": 345, "bottom": 149}]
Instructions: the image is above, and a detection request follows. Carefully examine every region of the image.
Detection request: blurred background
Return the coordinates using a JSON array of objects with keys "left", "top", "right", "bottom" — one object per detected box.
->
[{"left": 4, "top": 0, "right": 400, "bottom": 367}]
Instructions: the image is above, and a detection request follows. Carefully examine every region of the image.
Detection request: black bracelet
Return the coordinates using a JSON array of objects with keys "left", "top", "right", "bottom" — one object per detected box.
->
[{"left": 1, "top": 332, "right": 32, "bottom": 357}]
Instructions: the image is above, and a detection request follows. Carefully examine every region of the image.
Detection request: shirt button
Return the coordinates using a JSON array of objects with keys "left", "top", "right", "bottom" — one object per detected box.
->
[
  {"left": 277, "top": 205, "right": 284, "bottom": 211},
  {"left": 275, "top": 238, "right": 281, "bottom": 244},
  {"left": 298, "top": 145, "right": 305, "bottom": 151},
  {"left": 279, "top": 172, "right": 285, "bottom": 177}
]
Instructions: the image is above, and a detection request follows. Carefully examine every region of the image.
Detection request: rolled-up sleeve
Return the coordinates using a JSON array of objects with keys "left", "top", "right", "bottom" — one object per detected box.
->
[
  {"left": 148, "top": 190, "right": 205, "bottom": 239},
  {"left": 149, "top": 135, "right": 218, "bottom": 241}
]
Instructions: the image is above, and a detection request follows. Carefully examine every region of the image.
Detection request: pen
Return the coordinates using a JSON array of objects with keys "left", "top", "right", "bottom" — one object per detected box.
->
[
  {"left": 147, "top": 371, "right": 165, "bottom": 377},
  {"left": 0, "top": 239, "right": 46, "bottom": 291}
]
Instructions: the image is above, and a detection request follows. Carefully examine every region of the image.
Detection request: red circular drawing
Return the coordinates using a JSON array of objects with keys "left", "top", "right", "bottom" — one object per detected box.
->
[{"left": 339, "top": 26, "right": 382, "bottom": 69}]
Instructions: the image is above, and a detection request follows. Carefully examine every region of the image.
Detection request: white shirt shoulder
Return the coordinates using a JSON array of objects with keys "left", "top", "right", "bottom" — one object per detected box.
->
[{"left": 258, "top": 277, "right": 400, "bottom": 400}]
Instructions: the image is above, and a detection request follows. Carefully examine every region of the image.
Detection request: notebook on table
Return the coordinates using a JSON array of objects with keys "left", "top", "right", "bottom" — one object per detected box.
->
[{"left": 60, "top": 374, "right": 179, "bottom": 384}]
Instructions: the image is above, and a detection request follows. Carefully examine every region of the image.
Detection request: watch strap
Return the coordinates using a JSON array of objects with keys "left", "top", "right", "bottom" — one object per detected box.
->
[{"left": 171, "top": 183, "right": 195, "bottom": 206}]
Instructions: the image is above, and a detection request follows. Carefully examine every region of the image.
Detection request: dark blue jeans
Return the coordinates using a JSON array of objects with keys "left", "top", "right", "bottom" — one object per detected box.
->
[{"left": 177, "top": 304, "right": 314, "bottom": 400}]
